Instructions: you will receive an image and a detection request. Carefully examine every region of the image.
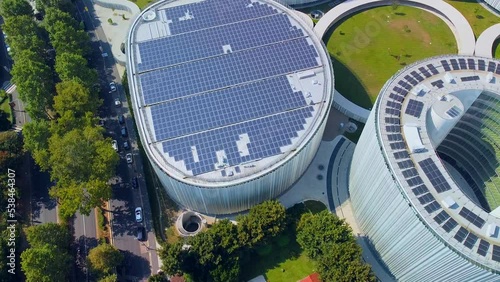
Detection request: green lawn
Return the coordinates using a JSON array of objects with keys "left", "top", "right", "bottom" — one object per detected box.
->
[
  {"left": 445, "top": 0, "right": 499, "bottom": 37},
  {"left": 240, "top": 201, "right": 326, "bottom": 282},
  {"left": 129, "top": 0, "right": 154, "bottom": 10},
  {"left": 0, "top": 97, "right": 12, "bottom": 123},
  {"left": 494, "top": 38, "right": 500, "bottom": 59},
  {"left": 326, "top": 6, "right": 457, "bottom": 108}
]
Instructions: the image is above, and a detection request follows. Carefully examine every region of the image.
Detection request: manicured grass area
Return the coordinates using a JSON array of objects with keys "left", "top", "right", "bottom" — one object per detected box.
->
[
  {"left": 326, "top": 6, "right": 457, "bottom": 108},
  {"left": 445, "top": 0, "right": 499, "bottom": 37},
  {"left": 494, "top": 38, "right": 500, "bottom": 59},
  {"left": 240, "top": 201, "right": 326, "bottom": 281},
  {"left": 129, "top": 0, "right": 154, "bottom": 10},
  {"left": 0, "top": 97, "right": 12, "bottom": 123}
]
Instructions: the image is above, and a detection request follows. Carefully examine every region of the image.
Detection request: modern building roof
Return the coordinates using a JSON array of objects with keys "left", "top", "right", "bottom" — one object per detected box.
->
[
  {"left": 376, "top": 55, "right": 500, "bottom": 272},
  {"left": 126, "top": 0, "right": 333, "bottom": 186}
]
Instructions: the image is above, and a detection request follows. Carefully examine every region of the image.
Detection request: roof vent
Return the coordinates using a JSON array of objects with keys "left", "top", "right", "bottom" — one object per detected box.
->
[
  {"left": 486, "top": 224, "right": 498, "bottom": 238},
  {"left": 441, "top": 197, "right": 457, "bottom": 209},
  {"left": 142, "top": 11, "right": 157, "bottom": 21}
]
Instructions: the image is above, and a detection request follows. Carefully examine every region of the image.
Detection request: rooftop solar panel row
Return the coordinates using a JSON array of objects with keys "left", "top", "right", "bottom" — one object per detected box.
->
[
  {"left": 459, "top": 207, "right": 485, "bottom": 228},
  {"left": 163, "top": 0, "right": 277, "bottom": 35},
  {"left": 162, "top": 106, "right": 314, "bottom": 175},
  {"left": 418, "top": 158, "right": 452, "bottom": 193},
  {"left": 150, "top": 76, "right": 309, "bottom": 141},
  {"left": 140, "top": 38, "right": 319, "bottom": 105},
  {"left": 137, "top": 14, "right": 304, "bottom": 72}
]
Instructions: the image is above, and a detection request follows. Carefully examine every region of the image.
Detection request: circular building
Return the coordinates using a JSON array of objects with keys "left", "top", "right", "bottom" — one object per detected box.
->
[
  {"left": 349, "top": 55, "right": 500, "bottom": 281},
  {"left": 126, "top": 0, "right": 333, "bottom": 214}
]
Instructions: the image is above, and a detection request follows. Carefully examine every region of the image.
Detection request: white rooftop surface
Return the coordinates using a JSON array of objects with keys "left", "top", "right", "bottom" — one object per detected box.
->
[
  {"left": 377, "top": 55, "right": 500, "bottom": 271},
  {"left": 127, "top": 0, "right": 333, "bottom": 185}
]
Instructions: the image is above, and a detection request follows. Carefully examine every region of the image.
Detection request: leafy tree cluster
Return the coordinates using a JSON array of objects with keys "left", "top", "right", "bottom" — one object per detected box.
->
[
  {"left": 296, "top": 211, "right": 376, "bottom": 282},
  {"left": 87, "top": 243, "right": 123, "bottom": 280},
  {"left": 1, "top": 2, "right": 55, "bottom": 119},
  {"left": 15, "top": 2, "right": 117, "bottom": 219},
  {"left": 20, "top": 223, "right": 72, "bottom": 282},
  {"left": 159, "top": 200, "right": 287, "bottom": 282}
]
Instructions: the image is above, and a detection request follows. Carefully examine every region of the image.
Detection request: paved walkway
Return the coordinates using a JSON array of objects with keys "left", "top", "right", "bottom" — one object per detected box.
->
[
  {"left": 475, "top": 23, "right": 500, "bottom": 58},
  {"left": 92, "top": 0, "right": 140, "bottom": 66}
]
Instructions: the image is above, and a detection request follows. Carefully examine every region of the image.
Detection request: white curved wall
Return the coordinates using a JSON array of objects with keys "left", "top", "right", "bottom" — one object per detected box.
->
[
  {"left": 152, "top": 112, "right": 329, "bottom": 215},
  {"left": 349, "top": 109, "right": 500, "bottom": 281}
]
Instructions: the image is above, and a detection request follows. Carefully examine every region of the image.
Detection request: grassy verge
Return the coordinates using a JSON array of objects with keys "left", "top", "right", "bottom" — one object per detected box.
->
[
  {"left": 326, "top": 5, "right": 457, "bottom": 108},
  {"left": 494, "top": 38, "right": 500, "bottom": 59},
  {"left": 445, "top": 0, "right": 499, "bottom": 37},
  {"left": 128, "top": 0, "right": 154, "bottom": 10},
  {"left": 240, "top": 200, "right": 327, "bottom": 281},
  {"left": 0, "top": 96, "right": 13, "bottom": 123}
]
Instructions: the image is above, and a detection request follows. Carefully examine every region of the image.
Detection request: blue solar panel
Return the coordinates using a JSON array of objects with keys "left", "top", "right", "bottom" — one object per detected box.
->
[
  {"left": 137, "top": 14, "right": 304, "bottom": 72},
  {"left": 150, "top": 77, "right": 308, "bottom": 141},
  {"left": 163, "top": 0, "right": 277, "bottom": 35},
  {"left": 140, "top": 38, "right": 319, "bottom": 105},
  {"left": 162, "top": 107, "right": 314, "bottom": 175}
]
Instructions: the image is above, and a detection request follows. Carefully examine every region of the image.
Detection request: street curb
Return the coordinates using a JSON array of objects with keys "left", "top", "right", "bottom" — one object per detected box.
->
[{"left": 107, "top": 201, "right": 114, "bottom": 245}]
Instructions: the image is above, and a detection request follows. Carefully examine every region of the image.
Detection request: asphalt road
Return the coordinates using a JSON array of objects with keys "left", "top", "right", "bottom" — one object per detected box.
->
[{"left": 75, "top": 0, "right": 160, "bottom": 280}]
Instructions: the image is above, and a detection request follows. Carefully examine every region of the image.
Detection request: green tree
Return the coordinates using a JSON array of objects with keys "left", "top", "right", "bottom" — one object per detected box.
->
[
  {"left": 148, "top": 272, "right": 169, "bottom": 282},
  {"left": 87, "top": 243, "right": 123, "bottom": 276},
  {"left": 35, "top": 0, "right": 72, "bottom": 14},
  {"left": 237, "top": 200, "right": 286, "bottom": 247},
  {"left": 48, "top": 21, "right": 90, "bottom": 55},
  {"left": 24, "top": 223, "right": 71, "bottom": 250},
  {"left": 22, "top": 119, "right": 51, "bottom": 170},
  {"left": 0, "top": 0, "right": 32, "bottom": 18},
  {"left": 3, "top": 15, "right": 46, "bottom": 58},
  {"left": 47, "top": 125, "right": 118, "bottom": 217},
  {"left": 158, "top": 241, "right": 184, "bottom": 276},
  {"left": 316, "top": 242, "right": 375, "bottom": 282},
  {"left": 20, "top": 244, "right": 72, "bottom": 282},
  {"left": 99, "top": 274, "right": 118, "bottom": 282},
  {"left": 296, "top": 210, "right": 354, "bottom": 259},
  {"left": 54, "top": 80, "right": 100, "bottom": 116},
  {"left": 0, "top": 131, "right": 23, "bottom": 171},
  {"left": 11, "top": 50, "right": 55, "bottom": 119},
  {"left": 55, "top": 53, "right": 98, "bottom": 90}
]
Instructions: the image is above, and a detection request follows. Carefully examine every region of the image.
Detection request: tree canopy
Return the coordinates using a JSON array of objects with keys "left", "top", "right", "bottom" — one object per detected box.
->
[
  {"left": 24, "top": 223, "right": 71, "bottom": 250},
  {"left": 0, "top": 0, "right": 32, "bottom": 18},
  {"left": 55, "top": 53, "right": 98, "bottom": 90},
  {"left": 20, "top": 243, "right": 72, "bottom": 282},
  {"left": 54, "top": 80, "right": 100, "bottom": 117},
  {"left": 87, "top": 243, "right": 123, "bottom": 276},
  {"left": 237, "top": 199, "right": 286, "bottom": 247},
  {"left": 296, "top": 211, "right": 375, "bottom": 282}
]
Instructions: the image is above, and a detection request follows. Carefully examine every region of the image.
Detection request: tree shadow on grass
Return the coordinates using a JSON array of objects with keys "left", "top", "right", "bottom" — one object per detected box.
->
[{"left": 330, "top": 56, "right": 373, "bottom": 110}]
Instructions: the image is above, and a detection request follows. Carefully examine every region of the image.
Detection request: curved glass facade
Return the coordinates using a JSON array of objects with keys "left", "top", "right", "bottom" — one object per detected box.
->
[{"left": 437, "top": 91, "right": 500, "bottom": 211}]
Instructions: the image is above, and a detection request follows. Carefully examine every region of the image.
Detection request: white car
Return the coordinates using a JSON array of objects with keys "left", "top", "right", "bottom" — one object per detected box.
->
[
  {"left": 135, "top": 207, "right": 143, "bottom": 222},
  {"left": 114, "top": 98, "right": 121, "bottom": 107},
  {"left": 109, "top": 82, "right": 117, "bottom": 92},
  {"left": 111, "top": 140, "right": 118, "bottom": 152},
  {"left": 126, "top": 153, "right": 133, "bottom": 164}
]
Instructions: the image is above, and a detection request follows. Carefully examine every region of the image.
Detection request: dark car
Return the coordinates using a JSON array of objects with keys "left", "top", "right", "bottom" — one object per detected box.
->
[
  {"left": 136, "top": 226, "right": 146, "bottom": 241},
  {"left": 118, "top": 115, "right": 125, "bottom": 124},
  {"left": 121, "top": 126, "right": 128, "bottom": 137},
  {"left": 123, "top": 141, "right": 130, "bottom": 150},
  {"left": 131, "top": 177, "right": 138, "bottom": 189}
]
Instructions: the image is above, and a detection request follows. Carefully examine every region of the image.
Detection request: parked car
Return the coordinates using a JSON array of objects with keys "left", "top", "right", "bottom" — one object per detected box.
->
[
  {"left": 111, "top": 140, "right": 118, "bottom": 152},
  {"left": 114, "top": 98, "right": 121, "bottom": 107},
  {"left": 121, "top": 126, "right": 128, "bottom": 137},
  {"left": 123, "top": 141, "right": 130, "bottom": 150},
  {"left": 118, "top": 115, "right": 125, "bottom": 124},
  {"left": 131, "top": 177, "right": 138, "bottom": 189},
  {"left": 136, "top": 226, "right": 146, "bottom": 241},
  {"left": 126, "top": 153, "right": 133, "bottom": 164},
  {"left": 109, "top": 82, "right": 117, "bottom": 92},
  {"left": 135, "top": 207, "right": 142, "bottom": 222}
]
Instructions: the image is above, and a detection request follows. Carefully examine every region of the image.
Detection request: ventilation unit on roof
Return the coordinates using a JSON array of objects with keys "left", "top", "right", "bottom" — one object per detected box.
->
[
  {"left": 142, "top": 10, "right": 157, "bottom": 21},
  {"left": 487, "top": 224, "right": 498, "bottom": 238}
]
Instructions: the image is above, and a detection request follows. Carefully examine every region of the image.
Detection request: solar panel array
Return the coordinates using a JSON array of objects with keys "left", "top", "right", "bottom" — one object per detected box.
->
[
  {"left": 405, "top": 99, "right": 424, "bottom": 118},
  {"left": 137, "top": 14, "right": 304, "bottom": 72},
  {"left": 140, "top": 38, "right": 318, "bottom": 105},
  {"left": 134, "top": 0, "right": 323, "bottom": 176},
  {"left": 459, "top": 207, "right": 485, "bottom": 228},
  {"left": 418, "top": 158, "right": 452, "bottom": 193}
]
